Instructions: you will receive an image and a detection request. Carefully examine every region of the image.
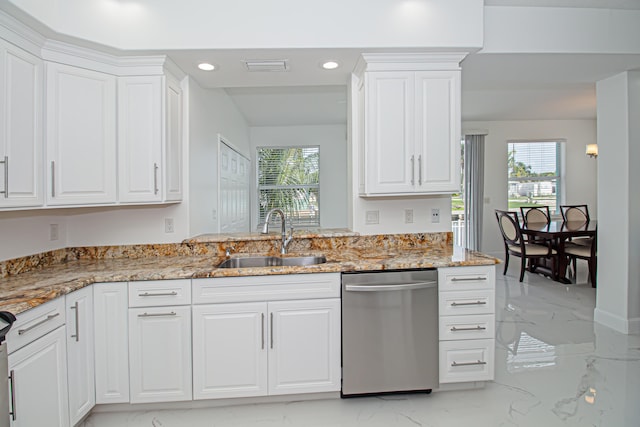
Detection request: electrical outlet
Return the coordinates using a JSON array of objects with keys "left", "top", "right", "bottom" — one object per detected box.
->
[
  {"left": 365, "top": 210, "right": 379, "bottom": 225},
  {"left": 50, "top": 224, "right": 59, "bottom": 241},
  {"left": 404, "top": 209, "right": 414, "bottom": 224},
  {"left": 164, "top": 218, "right": 175, "bottom": 233},
  {"left": 431, "top": 208, "right": 440, "bottom": 223}
]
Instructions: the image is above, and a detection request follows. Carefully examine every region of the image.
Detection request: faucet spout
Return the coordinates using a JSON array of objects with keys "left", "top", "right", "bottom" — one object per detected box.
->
[{"left": 261, "top": 208, "right": 294, "bottom": 254}]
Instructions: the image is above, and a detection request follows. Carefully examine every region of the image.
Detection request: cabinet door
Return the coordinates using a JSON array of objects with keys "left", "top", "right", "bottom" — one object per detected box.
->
[
  {"left": 129, "top": 305, "right": 192, "bottom": 403},
  {"left": 66, "top": 286, "right": 95, "bottom": 425},
  {"left": 192, "top": 302, "right": 267, "bottom": 400},
  {"left": 364, "top": 71, "right": 415, "bottom": 194},
  {"left": 414, "top": 71, "right": 461, "bottom": 193},
  {"left": 0, "top": 40, "right": 43, "bottom": 208},
  {"left": 94, "top": 282, "right": 130, "bottom": 404},
  {"left": 8, "top": 326, "right": 69, "bottom": 427},
  {"left": 117, "top": 76, "right": 163, "bottom": 203},
  {"left": 163, "top": 75, "right": 182, "bottom": 201},
  {"left": 46, "top": 62, "right": 116, "bottom": 205},
  {"left": 268, "top": 298, "right": 341, "bottom": 395}
]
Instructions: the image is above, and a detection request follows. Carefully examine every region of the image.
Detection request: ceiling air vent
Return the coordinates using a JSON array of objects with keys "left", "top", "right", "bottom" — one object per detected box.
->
[{"left": 242, "top": 59, "right": 289, "bottom": 72}]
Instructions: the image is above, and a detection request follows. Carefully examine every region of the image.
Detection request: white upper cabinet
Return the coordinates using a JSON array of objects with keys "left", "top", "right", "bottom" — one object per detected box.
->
[
  {"left": 0, "top": 40, "right": 43, "bottom": 208},
  {"left": 357, "top": 54, "right": 463, "bottom": 196},
  {"left": 45, "top": 62, "right": 117, "bottom": 206},
  {"left": 117, "top": 74, "right": 183, "bottom": 203}
]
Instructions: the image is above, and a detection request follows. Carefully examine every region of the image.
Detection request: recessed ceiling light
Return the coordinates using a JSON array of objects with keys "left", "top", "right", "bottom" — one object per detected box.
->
[
  {"left": 322, "top": 61, "right": 339, "bottom": 70},
  {"left": 198, "top": 62, "right": 216, "bottom": 71}
]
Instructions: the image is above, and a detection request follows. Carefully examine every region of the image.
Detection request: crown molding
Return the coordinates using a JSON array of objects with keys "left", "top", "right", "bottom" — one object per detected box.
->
[
  {"left": 354, "top": 52, "right": 469, "bottom": 75},
  {"left": 0, "top": 9, "right": 46, "bottom": 57}
]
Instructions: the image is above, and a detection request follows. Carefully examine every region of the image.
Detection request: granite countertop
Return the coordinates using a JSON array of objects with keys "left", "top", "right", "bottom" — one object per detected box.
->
[{"left": 0, "top": 231, "right": 498, "bottom": 316}]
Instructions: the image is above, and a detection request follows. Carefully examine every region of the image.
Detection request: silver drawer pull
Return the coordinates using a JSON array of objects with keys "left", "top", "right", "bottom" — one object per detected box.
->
[
  {"left": 1, "top": 156, "right": 8, "bottom": 197},
  {"left": 138, "top": 291, "right": 178, "bottom": 297},
  {"left": 451, "top": 277, "right": 487, "bottom": 282},
  {"left": 17, "top": 312, "right": 60, "bottom": 335},
  {"left": 452, "top": 360, "right": 487, "bottom": 367},
  {"left": 70, "top": 302, "right": 80, "bottom": 342},
  {"left": 9, "top": 370, "right": 16, "bottom": 420},
  {"left": 451, "top": 301, "right": 487, "bottom": 307},
  {"left": 138, "top": 311, "right": 176, "bottom": 318},
  {"left": 451, "top": 326, "right": 486, "bottom": 332}
]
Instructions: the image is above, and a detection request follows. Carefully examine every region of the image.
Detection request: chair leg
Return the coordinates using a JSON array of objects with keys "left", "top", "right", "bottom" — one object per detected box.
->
[
  {"left": 503, "top": 253, "right": 509, "bottom": 276},
  {"left": 589, "top": 257, "right": 597, "bottom": 288},
  {"left": 519, "top": 256, "right": 526, "bottom": 282}
]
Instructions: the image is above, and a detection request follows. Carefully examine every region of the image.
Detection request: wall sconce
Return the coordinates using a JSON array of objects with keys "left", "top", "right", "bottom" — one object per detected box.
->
[{"left": 586, "top": 144, "right": 598, "bottom": 158}]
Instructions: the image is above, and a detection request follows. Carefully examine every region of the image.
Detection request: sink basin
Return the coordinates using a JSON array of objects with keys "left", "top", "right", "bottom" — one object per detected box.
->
[{"left": 217, "top": 255, "right": 326, "bottom": 269}]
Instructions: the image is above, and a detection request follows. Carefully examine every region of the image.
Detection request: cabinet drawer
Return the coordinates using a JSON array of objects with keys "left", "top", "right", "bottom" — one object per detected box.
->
[
  {"left": 438, "top": 266, "right": 495, "bottom": 292},
  {"left": 439, "top": 289, "right": 494, "bottom": 316},
  {"left": 129, "top": 279, "right": 191, "bottom": 307},
  {"left": 193, "top": 273, "right": 340, "bottom": 304},
  {"left": 439, "top": 339, "right": 494, "bottom": 383},
  {"left": 6, "top": 297, "right": 66, "bottom": 354},
  {"left": 439, "top": 314, "right": 495, "bottom": 341}
]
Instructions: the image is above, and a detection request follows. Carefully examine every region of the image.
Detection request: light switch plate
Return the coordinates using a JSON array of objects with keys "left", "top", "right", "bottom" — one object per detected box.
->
[
  {"left": 365, "top": 210, "right": 379, "bottom": 225},
  {"left": 404, "top": 209, "right": 414, "bottom": 224}
]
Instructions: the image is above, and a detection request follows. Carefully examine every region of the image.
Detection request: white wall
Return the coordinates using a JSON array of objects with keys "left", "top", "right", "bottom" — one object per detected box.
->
[
  {"left": 249, "top": 125, "right": 348, "bottom": 230},
  {"left": 189, "top": 81, "right": 251, "bottom": 236},
  {"left": 0, "top": 210, "right": 68, "bottom": 260},
  {"left": 463, "top": 119, "right": 598, "bottom": 257}
]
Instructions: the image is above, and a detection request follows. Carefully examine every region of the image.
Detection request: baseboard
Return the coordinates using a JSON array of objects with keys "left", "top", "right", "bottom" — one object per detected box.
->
[{"left": 594, "top": 308, "right": 640, "bottom": 334}]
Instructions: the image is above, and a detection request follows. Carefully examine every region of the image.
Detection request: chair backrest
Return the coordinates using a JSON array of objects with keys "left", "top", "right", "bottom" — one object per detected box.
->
[
  {"left": 520, "top": 206, "right": 551, "bottom": 226},
  {"left": 495, "top": 210, "right": 524, "bottom": 247},
  {"left": 561, "top": 205, "right": 590, "bottom": 223}
]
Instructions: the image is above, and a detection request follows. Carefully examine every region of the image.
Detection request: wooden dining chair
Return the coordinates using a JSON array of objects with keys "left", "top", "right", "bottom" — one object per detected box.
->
[
  {"left": 495, "top": 210, "right": 557, "bottom": 282},
  {"left": 560, "top": 205, "right": 591, "bottom": 247},
  {"left": 565, "top": 234, "right": 597, "bottom": 287}
]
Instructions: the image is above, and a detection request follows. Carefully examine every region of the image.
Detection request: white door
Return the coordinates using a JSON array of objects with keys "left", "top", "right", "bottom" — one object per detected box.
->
[
  {"left": 93, "top": 282, "right": 130, "bottom": 404},
  {"left": 192, "top": 302, "right": 267, "bottom": 399},
  {"left": 268, "top": 298, "right": 341, "bottom": 395},
  {"left": 414, "top": 71, "right": 461, "bottom": 193},
  {"left": 46, "top": 62, "right": 116, "bottom": 205},
  {"left": 0, "top": 40, "right": 43, "bottom": 208},
  {"left": 364, "top": 71, "right": 415, "bottom": 194},
  {"left": 8, "top": 327, "right": 69, "bottom": 427},
  {"left": 117, "top": 76, "right": 163, "bottom": 203},
  {"left": 129, "top": 305, "right": 192, "bottom": 403},
  {"left": 66, "top": 286, "right": 95, "bottom": 425},
  {"left": 164, "top": 75, "right": 182, "bottom": 201},
  {"left": 219, "top": 140, "right": 250, "bottom": 233}
]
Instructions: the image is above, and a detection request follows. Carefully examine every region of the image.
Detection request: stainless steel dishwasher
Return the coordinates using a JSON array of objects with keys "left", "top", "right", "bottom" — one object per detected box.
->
[{"left": 341, "top": 270, "right": 438, "bottom": 396}]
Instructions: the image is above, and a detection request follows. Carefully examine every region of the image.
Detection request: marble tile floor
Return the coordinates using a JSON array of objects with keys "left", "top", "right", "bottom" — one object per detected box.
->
[{"left": 81, "top": 264, "right": 640, "bottom": 427}]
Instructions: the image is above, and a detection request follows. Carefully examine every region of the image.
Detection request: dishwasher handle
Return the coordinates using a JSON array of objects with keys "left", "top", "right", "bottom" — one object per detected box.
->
[{"left": 345, "top": 281, "right": 437, "bottom": 292}]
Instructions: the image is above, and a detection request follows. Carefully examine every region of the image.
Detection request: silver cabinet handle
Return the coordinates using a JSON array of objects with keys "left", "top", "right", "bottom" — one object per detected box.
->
[
  {"left": 451, "top": 326, "right": 487, "bottom": 332},
  {"left": 410, "top": 155, "right": 415, "bottom": 185},
  {"left": 138, "top": 291, "right": 178, "bottom": 297},
  {"left": 450, "top": 301, "right": 487, "bottom": 307},
  {"left": 153, "top": 163, "right": 159, "bottom": 195},
  {"left": 270, "top": 312, "right": 274, "bottom": 349},
  {"left": 451, "top": 277, "right": 487, "bottom": 282},
  {"left": 418, "top": 154, "right": 422, "bottom": 185},
  {"left": 261, "top": 313, "right": 265, "bottom": 350},
  {"left": 51, "top": 161, "right": 56, "bottom": 197},
  {"left": 17, "top": 312, "right": 60, "bottom": 335},
  {"left": 1, "top": 156, "right": 8, "bottom": 197},
  {"left": 138, "top": 311, "right": 176, "bottom": 317},
  {"left": 452, "top": 360, "right": 487, "bottom": 367},
  {"left": 345, "top": 281, "right": 437, "bottom": 292},
  {"left": 9, "top": 369, "right": 16, "bottom": 421},
  {"left": 70, "top": 302, "right": 80, "bottom": 342}
]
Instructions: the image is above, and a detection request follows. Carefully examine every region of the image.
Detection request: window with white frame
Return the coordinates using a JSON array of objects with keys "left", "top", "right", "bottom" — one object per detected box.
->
[
  {"left": 507, "top": 140, "right": 564, "bottom": 215},
  {"left": 257, "top": 146, "right": 320, "bottom": 227}
]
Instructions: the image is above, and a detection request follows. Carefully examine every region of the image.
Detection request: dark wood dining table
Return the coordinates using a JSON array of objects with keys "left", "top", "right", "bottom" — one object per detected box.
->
[{"left": 520, "top": 219, "right": 597, "bottom": 283}]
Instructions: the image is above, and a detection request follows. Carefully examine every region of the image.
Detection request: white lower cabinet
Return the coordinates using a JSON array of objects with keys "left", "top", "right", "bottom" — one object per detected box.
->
[
  {"left": 8, "top": 326, "right": 70, "bottom": 427},
  {"left": 192, "top": 273, "right": 342, "bottom": 400},
  {"left": 438, "top": 266, "right": 496, "bottom": 384},
  {"left": 66, "top": 286, "right": 95, "bottom": 425},
  {"left": 93, "top": 282, "right": 130, "bottom": 404}
]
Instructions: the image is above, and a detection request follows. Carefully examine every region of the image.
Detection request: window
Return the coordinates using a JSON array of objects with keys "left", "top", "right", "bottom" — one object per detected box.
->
[
  {"left": 257, "top": 146, "right": 320, "bottom": 227},
  {"left": 507, "top": 140, "right": 563, "bottom": 215}
]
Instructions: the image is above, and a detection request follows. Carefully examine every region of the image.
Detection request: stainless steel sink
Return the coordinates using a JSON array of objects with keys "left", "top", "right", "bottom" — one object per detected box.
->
[{"left": 217, "top": 255, "right": 326, "bottom": 269}]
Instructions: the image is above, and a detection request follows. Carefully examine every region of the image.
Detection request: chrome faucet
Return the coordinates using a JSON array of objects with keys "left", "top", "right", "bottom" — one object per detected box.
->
[{"left": 261, "top": 208, "right": 294, "bottom": 254}]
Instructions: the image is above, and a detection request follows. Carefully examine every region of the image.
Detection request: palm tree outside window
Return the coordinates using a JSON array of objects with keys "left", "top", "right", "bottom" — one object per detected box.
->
[{"left": 257, "top": 146, "right": 320, "bottom": 228}]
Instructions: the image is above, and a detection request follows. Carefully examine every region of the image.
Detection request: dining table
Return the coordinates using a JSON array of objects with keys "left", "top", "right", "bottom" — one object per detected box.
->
[{"left": 520, "top": 219, "right": 597, "bottom": 283}]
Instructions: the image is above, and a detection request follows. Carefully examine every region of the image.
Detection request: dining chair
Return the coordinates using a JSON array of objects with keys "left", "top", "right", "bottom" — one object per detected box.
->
[
  {"left": 520, "top": 206, "right": 551, "bottom": 226},
  {"left": 565, "top": 234, "right": 597, "bottom": 287},
  {"left": 495, "top": 209, "right": 557, "bottom": 282},
  {"left": 560, "top": 205, "right": 591, "bottom": 246}
]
